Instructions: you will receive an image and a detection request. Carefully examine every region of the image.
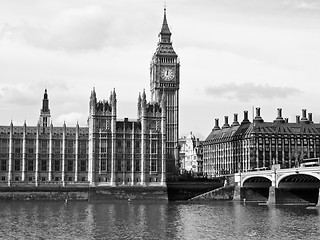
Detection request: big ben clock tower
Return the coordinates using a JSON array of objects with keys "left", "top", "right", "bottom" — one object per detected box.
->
[{"left": 150, "top": 7, "right": 180, "bottom": 177}]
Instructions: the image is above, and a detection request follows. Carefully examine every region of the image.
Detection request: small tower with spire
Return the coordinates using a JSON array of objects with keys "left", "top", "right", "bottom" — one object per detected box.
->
[{"left": 39, "top": 89, "right": 51, "bottom": 127}]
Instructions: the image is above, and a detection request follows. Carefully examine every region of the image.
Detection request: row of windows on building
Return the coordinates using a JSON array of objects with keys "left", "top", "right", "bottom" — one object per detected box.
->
[
  {"left": 1, "top": 174, "right": 161, "bottom": 183},
  {"left": 0, "top": 159, "right": 87, "bottom": 172},
  {"left": 0, "top": 139, "right": 160, "bottom": 153},
  {"left": 0, "top": 158, "right": 160, "bottom": 173},
  {"left": 0, "top": 176, "right": 88, "bottom": 182}
]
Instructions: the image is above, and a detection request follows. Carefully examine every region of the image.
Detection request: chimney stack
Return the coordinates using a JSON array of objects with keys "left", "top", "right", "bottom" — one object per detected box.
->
[
  {"left": 222, "top": 116, "right": 230, "bottom": 129},
  {"left": 231, "top": 113, "right": 240, "bottom": 126},
  {"left": 213, "top": 118, "right": 220, "bottom": 131},
  {"left": 296, "top": 115, "right": 300, "bottom": 123},
  {"left": 257, "top": 107, "right": 261, "bottom": 117},
  {"left": 301, "top": 109, "right": 309, "bottom": 123},
  {"left": 308, "top": 113, "right": 313, "bottom": 123},
  {"left": 277, "top": 108, "right": 282, "bottom": 118},
  {"left": 253, "top": 107, "right": 264, "bottom": 123},
  {"left": 241, "top": 110, "right": 251, "bottom": 124},
  {"left": 274, "top": 108, "right": 285, "bottom": 123}
]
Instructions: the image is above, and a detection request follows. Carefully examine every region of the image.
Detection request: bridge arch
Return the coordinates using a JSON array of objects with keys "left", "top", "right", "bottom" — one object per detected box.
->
[
  {"left": 241, "top": 175, "right": 272, "bottom": 188},
  {"left": 276, "top": 172, "right": 320, "bottom": 188}
]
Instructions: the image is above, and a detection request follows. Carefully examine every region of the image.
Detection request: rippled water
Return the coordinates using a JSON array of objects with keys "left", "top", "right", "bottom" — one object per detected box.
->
[{"left": 0, "top": 201, "right": 319, "bottom": 239}]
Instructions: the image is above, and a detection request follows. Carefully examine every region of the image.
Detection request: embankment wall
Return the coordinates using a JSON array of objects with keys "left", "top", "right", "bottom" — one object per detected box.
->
[{"left": 0, "top": 186, "right": 168, "bottom": 201}]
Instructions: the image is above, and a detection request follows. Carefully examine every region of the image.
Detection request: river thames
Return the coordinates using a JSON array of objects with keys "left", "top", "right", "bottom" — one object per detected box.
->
[{"left": 0, "top": 201, "right": 319, "bottom": 239}]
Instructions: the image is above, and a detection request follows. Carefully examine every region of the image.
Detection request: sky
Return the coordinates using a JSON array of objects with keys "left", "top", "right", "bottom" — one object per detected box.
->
[{"left": 1, "top": 0, "right": 320, "bottom": 140}]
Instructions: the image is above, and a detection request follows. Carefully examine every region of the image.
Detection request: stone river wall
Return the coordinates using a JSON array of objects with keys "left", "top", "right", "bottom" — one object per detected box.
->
[{"left": 0, "top": 186, "right": 168, "bottom": 201}]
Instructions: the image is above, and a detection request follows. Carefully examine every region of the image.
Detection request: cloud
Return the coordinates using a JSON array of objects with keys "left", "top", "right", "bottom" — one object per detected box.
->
[
  {"left": 55, "top": 112, "right": 86, "bottom": 126},
  {"left": 0, "top": 80, "right": 69, "bottom": 107},
  {"left": 0, "top": 3, "right": 159, "bottom": 53},
  {"left": 0, "top": 5, "right": 112, "bottom": 52},
  {"left": 205, "top": 82, "right": 301, "bottom": 101},
  {"left": 286, "top": 0, "right": 320, "bottom": 10},
  {"left": 0, "top": 85, "right": 38, "bottom": 106}
]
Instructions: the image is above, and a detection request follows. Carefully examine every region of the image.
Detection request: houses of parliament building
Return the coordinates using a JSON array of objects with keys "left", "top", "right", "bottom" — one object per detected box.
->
[{"left": 0, "top": 8, "right": 180, "bottom": 187}]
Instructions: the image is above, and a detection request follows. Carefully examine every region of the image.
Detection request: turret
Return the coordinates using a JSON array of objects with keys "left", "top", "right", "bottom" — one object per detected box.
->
[
  {"left": 89, "top": 87, "right": 97, "bottom": 115},
  {"left": 102, "top": 99, "right": 106, "bottom": 112},
  {"left": 36, "top": 121, "right": 40, "bottom": 135},
  {"left": 137, "top": 93, "right": 142, "bottom": 118},
  {"left": 142, "top": 89, "right": 146, "bottom": 103},
  {"left": 141, "top": 89, "right": 147, "bottom": 117},
  {"left": 23, "top": 121, "right": 27, "bottom": 135},
  {"left": 10, "top": 121, "right": 13, "bottom": 136},
  {"left": 50, "top": 122, "right": 53, "bottom": 136},
  {"left": 109, "top": 90, "right": 112, "bottom": 105},
  {"left": 111, "top": 88, "right": 117, "bottom": 117}
]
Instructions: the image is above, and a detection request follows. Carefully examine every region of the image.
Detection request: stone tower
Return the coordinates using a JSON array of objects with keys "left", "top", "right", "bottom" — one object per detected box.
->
[
  {"left": 150, "top": 7, "right": 180, "bottom": 176},
  {"left": 39, "top": 89, "right": 51, "bottom": 127}
]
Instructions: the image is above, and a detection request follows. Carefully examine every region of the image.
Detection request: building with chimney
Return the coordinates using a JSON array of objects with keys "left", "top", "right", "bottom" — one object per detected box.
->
[
  {"left": 0, "top": 8, "right": 180, "bottom": 187},
  {"left": 203, "top": 108, "right": 320, "bottom": 177}
]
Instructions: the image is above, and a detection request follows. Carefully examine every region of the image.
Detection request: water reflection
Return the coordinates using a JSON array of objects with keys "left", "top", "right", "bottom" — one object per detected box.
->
[{"left": 0, "top": 201, "right": 320, "bottom": 239}]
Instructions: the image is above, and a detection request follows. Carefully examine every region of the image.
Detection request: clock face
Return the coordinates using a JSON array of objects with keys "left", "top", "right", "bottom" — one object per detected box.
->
[{"left": 161, "top": 68, "right": 175, "bottom": 81}]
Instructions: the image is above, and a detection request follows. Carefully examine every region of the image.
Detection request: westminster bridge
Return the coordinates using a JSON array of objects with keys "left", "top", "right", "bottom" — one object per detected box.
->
[{"left": 233, "top": 165, "right": 320, "bottom": 205}]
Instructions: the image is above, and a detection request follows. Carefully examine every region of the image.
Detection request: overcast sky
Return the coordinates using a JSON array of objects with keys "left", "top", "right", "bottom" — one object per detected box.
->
[{"left": 1, "top": 0, "right": 320, "bottom": 140}]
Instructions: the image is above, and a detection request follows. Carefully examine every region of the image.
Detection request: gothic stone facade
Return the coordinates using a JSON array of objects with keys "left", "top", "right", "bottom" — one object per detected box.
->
[
  {"left": 203, "top": 108, "right": 320, "bottom": 177},
  {"left": 0, "top": 9, "right": 179, "bottom": 187},
  {"left": 88, "top": 89, "right": 166, "bottom": 186}
]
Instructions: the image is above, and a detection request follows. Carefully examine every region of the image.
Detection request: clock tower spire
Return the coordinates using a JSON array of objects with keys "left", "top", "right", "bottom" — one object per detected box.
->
[
  {"left": 150, "top": 7, "right": 180, "bottom": 177},
  {"left": 159, "top": 6, "right": 171, "bottom": 43}
]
